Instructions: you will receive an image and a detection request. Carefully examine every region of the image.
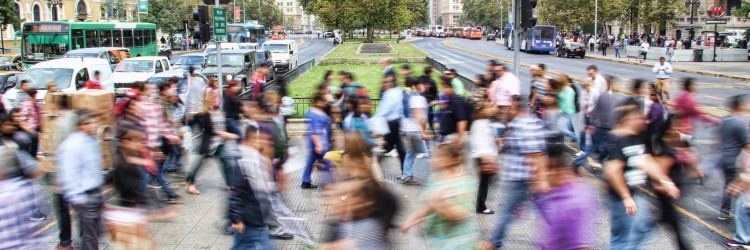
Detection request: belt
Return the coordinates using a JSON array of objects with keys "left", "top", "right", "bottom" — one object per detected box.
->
[
  {"left": 657, "top": 78, "right": 669, "bottom": 80},
  {"left": 85, "top": 188, "right": 101, "bottom": 195}
]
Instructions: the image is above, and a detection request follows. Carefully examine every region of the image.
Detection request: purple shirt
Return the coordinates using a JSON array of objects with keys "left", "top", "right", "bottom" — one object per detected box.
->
[{"left": 535, "top": 181, "right": 598, "bottom": 250}]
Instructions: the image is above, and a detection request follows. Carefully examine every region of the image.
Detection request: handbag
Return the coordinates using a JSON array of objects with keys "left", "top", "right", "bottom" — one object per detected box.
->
[{"left": 479, "top": 156, "right": 499, "bottom": 175}]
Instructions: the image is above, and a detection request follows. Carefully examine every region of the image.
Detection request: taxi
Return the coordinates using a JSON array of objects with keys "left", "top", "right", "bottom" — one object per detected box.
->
[
  {"left": 0, "top": 71, "right": 23, "bottom": 94},
  {"left": 0, "top": 54, "right": 22, "bottom": 71}
]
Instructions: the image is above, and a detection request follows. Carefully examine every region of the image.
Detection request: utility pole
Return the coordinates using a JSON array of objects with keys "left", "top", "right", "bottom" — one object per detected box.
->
[
  {"left": 512, "top": 0, "right": 520, "bottom": 77},
  {"left": 594, "top": 0, "right": 598, "bottom": 36},
  {"left": 243, "top": 0, "right": 246, "bottom": 22},
  {"left": 216, "top": 0, "right": 224, "bottom": 111}
]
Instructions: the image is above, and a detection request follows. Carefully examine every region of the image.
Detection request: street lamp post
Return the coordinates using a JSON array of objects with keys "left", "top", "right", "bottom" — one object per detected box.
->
[
  {"left": 684, "top": 0, "right": 701, "bottom": 42},
  {"left": 46, "top": 0, "right": 64, "bottom": 21}
]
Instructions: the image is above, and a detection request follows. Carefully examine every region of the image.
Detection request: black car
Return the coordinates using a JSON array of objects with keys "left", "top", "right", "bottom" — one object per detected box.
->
[
  {"left": 556, "top": 42, "right": 586, "bottom": 58},
  {"left": 486, "top": 33, "right": 496, "bottom": 41},
  {"left": 202, "top": 49, "right": 258, "bottom": 92}
]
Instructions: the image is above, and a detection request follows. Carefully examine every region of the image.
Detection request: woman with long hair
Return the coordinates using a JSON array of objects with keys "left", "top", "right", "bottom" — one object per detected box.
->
[{"left": 550, "top": 75, "right": 578, "bottom": 142}]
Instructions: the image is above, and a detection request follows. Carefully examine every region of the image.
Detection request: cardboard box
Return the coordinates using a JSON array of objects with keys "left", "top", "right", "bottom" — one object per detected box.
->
[
  {"left": 71, "top": 90, "right": 115, "bottom": 111},
  {"left": 39, "top": 133, "right": 60, "bottom": 155},
  {"left": 42, "top": 92, "right": 70, "bottom": 114},
  {"left": 38, "top": 156, "right": 56, "bottom": 173},
  {"left": 40, "top": 115, "right": 57, "bottom": 134}
]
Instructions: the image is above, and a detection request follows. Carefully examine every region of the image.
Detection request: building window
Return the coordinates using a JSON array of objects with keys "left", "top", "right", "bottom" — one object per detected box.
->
[
  {"left": 52, "top": 6, "right": 59, "bottom": 21},
  {"left": 76, "top": 0, "right": 88, "bottom": 15},
  {"left": 287, "top": 8, "right": 292, "bottom": 13},
  {"left": 287, "top": 2, "right": 292, "bottom": 6},
  {"left": 33, "top": 4, "right": 41, "bottom": 21}
]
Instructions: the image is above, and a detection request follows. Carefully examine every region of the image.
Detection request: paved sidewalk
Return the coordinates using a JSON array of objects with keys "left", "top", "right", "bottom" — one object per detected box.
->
[{"left": 580, "top": 48, "right": 750, "bottom": 81}]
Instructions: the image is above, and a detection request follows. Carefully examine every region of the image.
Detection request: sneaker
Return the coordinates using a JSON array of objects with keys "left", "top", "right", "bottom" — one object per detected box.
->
[
  {"left": 384, "top": 150, "right": 398, "bottom": 158},
  {"left": 166, "top": 194, "right": 181, "bottom": 204},
  {"left": 719, "top": 213, "right": 736, "bottom": 221},
  {"left": 572, "top": 152, "right": 588, "bottom": 167},
  {"left": 55, "top": 245, "right": 74, "bottom": 250},
  {"left": 29, "top": 210, "right": 47, "bottom": 221},
  {"left": 401, "top": 179, "right": 421, "bottom": 185},
  {"left": 416, "top": 153, "right": 429, "bottom": 158},
  {"left": 727, "top": 239, "right": 748, "bottom": 247},
  {"left": 148, "top": 182, "right": 162, "bottom": 189},
  {"left": 269, "top": 232, "right": 294, "bottom": 240},
  {"left": 301, "top": 183, "right": 319, "bottom": 189},
  {"left": 589, "top": 162, "right": 603, "bottom": 169}
]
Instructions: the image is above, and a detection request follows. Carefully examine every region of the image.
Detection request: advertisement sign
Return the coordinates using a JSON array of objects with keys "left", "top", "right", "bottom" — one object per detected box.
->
[
  {"left": 138, "top": 0, "right": 148, "bottom": 13},
  {"left": 234, "top": 6, "right": 241, "bottom": 23}
]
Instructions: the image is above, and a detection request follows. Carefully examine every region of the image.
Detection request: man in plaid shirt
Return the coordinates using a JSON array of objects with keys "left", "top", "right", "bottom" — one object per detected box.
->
[
  {"left": 137, "top": 83, "right": 182, "bottom": 202},
  {"left": 492, "top": 96, "right": 549, "bottom": 248}
]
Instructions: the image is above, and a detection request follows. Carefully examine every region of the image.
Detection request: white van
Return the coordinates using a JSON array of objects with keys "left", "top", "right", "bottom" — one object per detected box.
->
[
  {"left": 262, "top": 40, "right": 299, "bottom": 73},
  {"left": 2, "top": 58, "right": 114, "bottom": 108},
  {"left": 204, "top": 42, "right": 240, "bottom": 55}
]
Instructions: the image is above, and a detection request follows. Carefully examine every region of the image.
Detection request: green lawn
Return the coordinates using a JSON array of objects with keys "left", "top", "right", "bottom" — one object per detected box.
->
[
  {"left": 323, "top": 42, "right": 428, "bottom": 59},
  {"left": 288, "top": 62, "right": 439, "bottom": 99}
]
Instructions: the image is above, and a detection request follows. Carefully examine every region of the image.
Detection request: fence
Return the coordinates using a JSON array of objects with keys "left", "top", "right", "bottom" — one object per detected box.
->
[
  {"left": 239, "top": 59, "right": 318, "bottom": 100},
  {"left": 288, "top": 98, "right": 381, "bottom": 119},
  {"left": 424, "top": 57, "right": 477, "bottom": 92}
]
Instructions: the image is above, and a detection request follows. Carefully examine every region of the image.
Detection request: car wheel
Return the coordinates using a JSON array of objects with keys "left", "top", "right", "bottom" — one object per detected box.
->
[
  {"left": 565, "top": 51, "right": 569, "bottom": 58},
  {"left": 580, "top": 55, "right": 585, "bottom": 59}
]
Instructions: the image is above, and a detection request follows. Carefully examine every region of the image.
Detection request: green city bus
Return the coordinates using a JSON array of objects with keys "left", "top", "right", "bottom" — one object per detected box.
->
[{"left": 21, "top": 21, "right": 158, "bottom": 65}]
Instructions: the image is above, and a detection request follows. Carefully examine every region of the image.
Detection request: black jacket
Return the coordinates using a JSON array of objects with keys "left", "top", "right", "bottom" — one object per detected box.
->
[
  {"left": 228, "top": 164, "right": 266, "bottom": 227},
  {"left": 188, "top": 113, "right": 214, "bottom": 155},
  {"left": 417, "top": 75, "right": 438, "bottom": 102}
]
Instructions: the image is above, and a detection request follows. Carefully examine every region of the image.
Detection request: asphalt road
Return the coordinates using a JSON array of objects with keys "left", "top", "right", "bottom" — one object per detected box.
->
[
  {"left": 414, "top": 36, "right": 740, "bottom": 244},
  {"left": 171, "top": 35, "right": 332, "bottom": 67}
]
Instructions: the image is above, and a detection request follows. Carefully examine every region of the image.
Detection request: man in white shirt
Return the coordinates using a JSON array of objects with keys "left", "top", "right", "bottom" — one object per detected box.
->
[
  {"left": 488, "top": 64, "right": 521, "bottom": 123},
  {"left": 652, "top": 57, "right": 673, "bottom": 101},
  {"left": 640, "top": 41, "right": 650, "bottom": 62},
  {"left": 400, "top": 80, "right": 429, "bottom": 185},
  {"left": 589, "top": 36, "right": 596, "bottom": 52}
]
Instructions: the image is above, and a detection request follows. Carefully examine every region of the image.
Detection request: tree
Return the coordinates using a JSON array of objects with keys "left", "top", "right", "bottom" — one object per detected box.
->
[
  {"left": 0, "top": 0, "right": 22, "bottom": 31},
  {"left": 461, "top": 0, "right": 503, "bottom": 28},
  {"left": 140, "top": 0, "right": 194, "bottom": 35},
  {"left": 734, "top": 0, "right": 750, "bottom": 19},
  {"left": 404, "top": 0, "right": 429, "bottom": 26},
  {"left": 229, "top": 0, "right": 283, "bottom": 26},
  {"left": 538, "top": 0, "right": 594, "bottom": 30}
]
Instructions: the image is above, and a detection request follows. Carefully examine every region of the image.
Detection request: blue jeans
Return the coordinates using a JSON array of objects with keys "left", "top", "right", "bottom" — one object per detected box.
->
[
  {"left": 557, "top": 114, "right": 578, "bottom": 142},
  {"left": 400, "top": 131, "right": 426, "bottom": 182},
  {"left": 615, "top": 48, "right": 621, "bottom": 58},
  {"left": 586, "top": 127, "right": 612, "bottom": 163},
  {"left": 232, "top": 227, "right": 275, "bottom": 250},
  {"left": 492, "top": 181, "right": 531, "bottom": 248},
  {"left": 735, "top": 194, "right": 750, "bottom": 243},
  {"left": 163, "top": 144, "right": 183, "bottom": 172},
  {"left": 302, "top": 139, "right": 330, "bottom": 184},
  {"left": 608, "top": 191, "right": 653, "bottom": 250},
  {"left": 152, "top": 159, "right": 176, "bottom": 197}
]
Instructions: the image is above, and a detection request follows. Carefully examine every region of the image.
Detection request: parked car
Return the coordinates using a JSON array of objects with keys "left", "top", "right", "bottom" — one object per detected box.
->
[
  {"left": 262, "top": 40, "right": 299, "bottom": 74},
  {"left": 2, "top": 58, "right": 114, "bottom": 108},
  {"left": 172, "top": 53, "right": 206, "bottom": 71},
  {"left": 437, "top": 32, "right": 446, "bottom": 38},
  {"left": 0, "top": 71, "right": 23, "bottom": 94},
  {"left": 0, "top": 54, "right": 22, "bottom": 69},
  {"left": 112, "top": 56, "right": 171, "bottom": 88},
  {"left": 556, "top": 42, "right": 586, "bottom": 58},
  {"left": 487, "top": 33, "right": 496, "bottom": 41},
  {"left": 324, "top": 32, "right": 334, "bottom": 38},
  {"left": 63, "top": 47, "right": 130, "bottom": 71},
  {"left": 202, "top": 49, "right": 257, "bottom": 92}
]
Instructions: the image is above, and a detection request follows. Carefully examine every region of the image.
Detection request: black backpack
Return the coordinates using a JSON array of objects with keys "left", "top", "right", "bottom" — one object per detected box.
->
[{"left": 572, "top": 82, "right": 582, "bottom": 113}]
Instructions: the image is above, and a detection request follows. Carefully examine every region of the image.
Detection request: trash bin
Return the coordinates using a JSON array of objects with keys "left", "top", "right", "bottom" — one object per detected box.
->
[{"left": 693, "top": 49, "right": 703, "bottom": 62}]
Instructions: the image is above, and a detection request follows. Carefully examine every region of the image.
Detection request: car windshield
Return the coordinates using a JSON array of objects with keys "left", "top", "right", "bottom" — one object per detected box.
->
[
  {"left": 205, "top": 48, "right": 217, "bottom": 54},
  {"left": 239, "top": 45, "right": 256, "bottom": 49},
  {"left": 64, "top": 52, "right": 100, "bottom": 58},
  {"left": 116, "top": 60, "right": 154, "bottom": 73},
  {"left": 569, "top": 43, "right": 584, "bottom": 48},
  {"left": 205, "top": 54, "right": 244, "bottom": 67},
  {"left": 175, "top": 56, "right": 204, "bottom": 65},
  {"left": 0, "top": 56, "right": 12, "bottom": 63},
  {"left": 18, "top": 68, "right": 74, "bottom": 89},
  {"left": 263, "top": 44, "right": 288, "bottom": 53}
]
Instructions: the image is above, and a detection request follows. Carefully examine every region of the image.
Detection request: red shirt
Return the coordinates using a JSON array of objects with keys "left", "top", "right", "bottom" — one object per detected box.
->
[
  {"left": 84, "top": 80, "right": 103, "bottom": 90},
  {"left": 251, "top": 72, "right": 266, "bottom": 100}
]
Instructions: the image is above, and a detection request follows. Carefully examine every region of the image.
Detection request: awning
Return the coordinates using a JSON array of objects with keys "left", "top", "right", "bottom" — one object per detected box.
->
[{"left": 25, "top": 34, "right": 68, "bottom": 45}]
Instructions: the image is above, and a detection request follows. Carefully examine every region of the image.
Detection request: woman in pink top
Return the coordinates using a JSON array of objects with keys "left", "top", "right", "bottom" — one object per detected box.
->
[
  {"left": 205, "top": 78, "right": 220, "bottom": 109},
  {"left": 673, "top": 78, "right": 718, "bottom": 135}
]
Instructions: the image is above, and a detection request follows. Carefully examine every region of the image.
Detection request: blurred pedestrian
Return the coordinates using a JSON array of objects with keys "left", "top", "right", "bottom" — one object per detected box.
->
[
  {"left": 224, "top": 80, "right": 243, "bottom": 142},
  {"left": 374, "top": 75, "right": 405, "bottom": 166},
  {"left": 438, "top": 76, "right": 469, "bottom": 145},
  {"left": 528, "top": 65, "right": 549, "bottom": 117},
  {"left": 301, "top": 92, "right": 332, "bottom": 189},
  {"left": 84, "top": 71, "right": 104, "bottom": 90},
  {"left": 673, "top": 78, "right": 719, "bottom": 137},
  {"left": 400, "top": 80, "right": 429, "bottom": 185},
  {"left": 112, "top": 125, "right": 151, "bottom": 207},
  {"left": 471, "top": 104, "right": 500, "bottom": 214},
  {"left": 185, "top": 67, "right": 207, "bottom": 119},
  {"left": 417, "top": 66, "right": 438, "bottom": 132},
  {"left": 401, "top": 142, "right": 478, "bottom": 249},
  {"left": 251, "top": 62, "right": 271, "bottom": 100},
  {"left": 718, "top": 95, "right": 749, "bottom": 220},
  {"left": 488, "top": 64, "right": 520, "bottom": 123},
  {"left": 57, "top": 109, "right": 104, "bottom": 250}
]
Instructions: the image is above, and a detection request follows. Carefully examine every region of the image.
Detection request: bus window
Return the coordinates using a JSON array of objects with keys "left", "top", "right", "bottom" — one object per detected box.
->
[
  {"left": 113, "top": 30, "right": 123, "bottom": 47},
  {"left": 100, "top": 30, "right": 112, "bottom": 47},
  {"left": 123, "top": 30, "right": 133, "bottom": 47},
  {"left": 535, "top": 28, "right": 555, "bottom": 40},
  {"left": 85, "top": 30, "right": 99, "bottom": 48},
  {"left": 134, "top": 30, "right": 143, "bottom": 47},
  {"left": 72, "top": 29, "right": 85, "bottom": 50},
  {"left": 147, "top": 30, "right": 155, "bottom": 44}
]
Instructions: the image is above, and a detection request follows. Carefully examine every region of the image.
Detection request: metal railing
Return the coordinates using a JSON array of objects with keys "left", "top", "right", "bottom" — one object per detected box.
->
[
  {"left": 289, "top": 98, "right": 380, "bottom": 119},
  {"left": 239, "top": 59, "right": 317, "bottom": 100},
  {"left": 425, "top": 57, "right": 477, "bottom": 92}
]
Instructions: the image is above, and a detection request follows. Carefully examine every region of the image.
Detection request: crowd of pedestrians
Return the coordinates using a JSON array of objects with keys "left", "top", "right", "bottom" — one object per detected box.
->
[{"left": 1, "top": 51, "right": 750, "bottom": 250}]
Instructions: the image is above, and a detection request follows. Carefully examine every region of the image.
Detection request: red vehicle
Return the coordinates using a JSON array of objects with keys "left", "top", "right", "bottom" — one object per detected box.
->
[{"left": 470, "top": 28, "right": 482, "bottom": 40}]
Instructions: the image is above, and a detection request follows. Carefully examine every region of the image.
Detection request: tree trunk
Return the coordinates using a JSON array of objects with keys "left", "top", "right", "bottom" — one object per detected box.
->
[{"left": 366, "top": 26, "right": 374, "bottom": 43}]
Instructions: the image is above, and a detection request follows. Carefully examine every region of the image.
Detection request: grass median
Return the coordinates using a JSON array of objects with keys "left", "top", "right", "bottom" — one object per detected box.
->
[
  {"left": 323, "top": 41, "right": 428, "bottom": 59},
  {"left": 288, "top": 62, "right": 440, "bottom": 99}
]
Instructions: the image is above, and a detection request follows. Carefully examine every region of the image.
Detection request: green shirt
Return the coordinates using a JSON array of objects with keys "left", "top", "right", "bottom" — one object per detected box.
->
[
  {"left": 451, "top": 78, "right": 466, "bottom": 97},
  {"left": 422, "top": 172, "right": 478, "bottom": 250},
  {"left": 558, "top": 86, "right": 576, "bottom": 115}
]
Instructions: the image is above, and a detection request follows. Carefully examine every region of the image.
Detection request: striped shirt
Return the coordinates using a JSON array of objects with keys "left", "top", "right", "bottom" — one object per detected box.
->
[{"left": 501, "top": 114, "right": 547, "bottom": 181}]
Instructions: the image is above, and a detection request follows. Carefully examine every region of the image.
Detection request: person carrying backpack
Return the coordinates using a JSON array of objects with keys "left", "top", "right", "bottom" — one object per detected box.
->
[{"left": 399, "top": 80, "right": 429, "bottom": 185}]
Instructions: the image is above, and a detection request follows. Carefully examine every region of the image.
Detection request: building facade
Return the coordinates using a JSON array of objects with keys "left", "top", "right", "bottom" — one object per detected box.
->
[
  {"left": 275, "top": 0, "right": 316, "bottom": 31},
  {"left": 440, "top": 0, "right": 462, "bottom": 26}
]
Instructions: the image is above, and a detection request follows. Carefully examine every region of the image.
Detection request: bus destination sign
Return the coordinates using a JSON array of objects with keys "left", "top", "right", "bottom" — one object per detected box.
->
[{"left": 24, "top": 24, "right": 68, "bottom": 33}]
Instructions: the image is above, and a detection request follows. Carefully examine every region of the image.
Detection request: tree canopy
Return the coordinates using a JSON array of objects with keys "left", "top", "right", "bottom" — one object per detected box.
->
[
  {"left": 538, "top": 0, "right": 684, "bottom": 35},
  {"left": 140, "top": 0, "right": 194, "bottom": 35},
  {"left": 0, "top": 0, "right": 22, "bottom": 31},
  {"left": 227, "top": 0, "right": 283, "bottom": 26},
  {"left": 461, "top": 0, "right": 504, "bottom": 28}
]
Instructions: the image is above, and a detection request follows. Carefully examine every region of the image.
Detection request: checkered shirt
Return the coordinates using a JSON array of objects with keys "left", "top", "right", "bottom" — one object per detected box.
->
[
  {"left": 137, "top": 100, "right": 176, "bottom": 148},
  {"left": 501, "top": 114, "right": 547, "bottom": 181},
  {"left": 0, "top": 177, "right": 41, "bottom": 249}
]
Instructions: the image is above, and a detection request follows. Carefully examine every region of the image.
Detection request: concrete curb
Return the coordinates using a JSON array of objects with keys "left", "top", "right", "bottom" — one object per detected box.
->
[{"left": 584, "top": 54, "right": 750, "bottom": 82}]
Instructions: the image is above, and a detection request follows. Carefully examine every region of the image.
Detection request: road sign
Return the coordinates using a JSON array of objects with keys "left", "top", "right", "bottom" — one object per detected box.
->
[
  {"left": 707, "top": 5, "right": 726, "bottom": 18},
  {"left": 137, "top": 0, "right": 148, "bottom": 13},
  {"left": 213, "top": 7, "right": 227, "bottom": 40},
  {"left": 706, "top": 18, "right": 728, "bottom": 24},
  {"left": 234, "top": 6, "right": 241, "bottom": 23}
]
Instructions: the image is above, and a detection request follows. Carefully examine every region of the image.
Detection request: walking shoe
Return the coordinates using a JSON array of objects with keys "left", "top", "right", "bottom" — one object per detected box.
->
[
  {"left": 55, "top": 244, "right": 74, "bottom": 250},
  {"left": 719, "top": 213, "right": 736, "bottom": 221},
  {"left": 29, "top": 209, "right": 47, "bottom": 221},
  {"left": 166, "top": 194, "right": 181, "bottom": 204},
  {"left": 269, "top": 232, "right": 294, "bottom": 240},
  {"left": 384, "top": 149, "right": 398, "bottom": 158},
  {"left": 572, "top": 152, "right": 587, "bottom": 167},
  {"left": 148, "top": 182, "right": 162, "bottom": 189},
  {"left": 416, "top": 153, "right": 429, "bottom": 158},
  {"left": 401, "top": 179, "right": 421, "bottom": 185},
  {"left": 301, "top": 183, "right": 318, "bottom": 189},
  {"left": 727, "top": 239, "right": 749, "bottom": 247}
]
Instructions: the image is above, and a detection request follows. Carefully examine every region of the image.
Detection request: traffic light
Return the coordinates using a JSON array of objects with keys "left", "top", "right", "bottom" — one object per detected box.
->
[
  {"left": 521, "top": 0, "right": 538, "bottom": 29},
  {"left": 200, "top": 23, "right": 211, "bottom": 41},
  {"left": 193, "top": 6, "right": 209, "bottom": 23}
]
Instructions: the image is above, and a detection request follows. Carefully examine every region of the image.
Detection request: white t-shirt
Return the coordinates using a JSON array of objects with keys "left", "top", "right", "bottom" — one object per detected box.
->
[{"left": 401, "top": 94, "right": 428, "bottom": 132}]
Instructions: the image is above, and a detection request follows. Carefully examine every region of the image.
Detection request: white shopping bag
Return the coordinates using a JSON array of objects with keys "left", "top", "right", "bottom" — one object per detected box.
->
[{"left": 367, "top": 117, "right": 390, "bottom": 135}]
